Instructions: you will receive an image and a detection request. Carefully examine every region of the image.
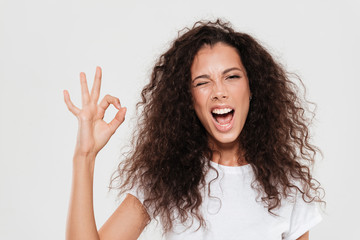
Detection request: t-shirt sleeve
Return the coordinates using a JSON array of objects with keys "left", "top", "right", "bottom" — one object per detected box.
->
[
  {"left": 125, "top": 186, "right": 154, "bottom": 218},
  {"left": 282, "top": 190, "right": 322, "bottom": 240},
  {"left": 126, "top": 187, "right": 145, "bottom": 204}
]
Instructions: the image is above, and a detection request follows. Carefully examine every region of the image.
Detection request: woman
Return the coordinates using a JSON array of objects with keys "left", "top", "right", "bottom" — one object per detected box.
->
[{"left": 64, "top": 19, "right": 323, "bottom": 240}]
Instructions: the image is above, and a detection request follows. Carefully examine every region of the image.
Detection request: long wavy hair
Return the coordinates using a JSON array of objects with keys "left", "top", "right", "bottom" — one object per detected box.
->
[{"left": 111, "top": 19, "right": 324, "bottom": 233}]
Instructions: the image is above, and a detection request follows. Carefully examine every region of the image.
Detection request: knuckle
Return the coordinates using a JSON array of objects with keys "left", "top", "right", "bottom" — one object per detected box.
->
[{"left": 113, "top": 97, "right": 120, "bottom": 104}]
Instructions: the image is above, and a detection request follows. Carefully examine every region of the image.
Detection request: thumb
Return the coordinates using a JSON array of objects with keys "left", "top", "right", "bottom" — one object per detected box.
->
[{"left": 108, "top": 107, "right": 127, "bottom": 133}]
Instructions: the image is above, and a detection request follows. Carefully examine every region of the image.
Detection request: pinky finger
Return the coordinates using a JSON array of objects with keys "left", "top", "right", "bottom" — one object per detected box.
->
[{"left": 63, "top": 90, "right": 81, "bottom": 116}]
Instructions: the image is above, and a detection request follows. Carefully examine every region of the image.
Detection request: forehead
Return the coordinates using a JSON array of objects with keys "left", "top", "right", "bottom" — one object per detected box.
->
[{"left": 191, "top": 42, "right": 243, "bottom": 75}]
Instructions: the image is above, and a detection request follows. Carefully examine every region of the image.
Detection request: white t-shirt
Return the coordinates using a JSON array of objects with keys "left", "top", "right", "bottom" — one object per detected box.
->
[{"left": 128, "top": 161, "right": 322, "bottom": 240}]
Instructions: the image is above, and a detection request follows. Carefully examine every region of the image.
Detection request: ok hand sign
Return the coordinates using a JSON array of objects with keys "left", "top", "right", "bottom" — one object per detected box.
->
[{"left": 63, "top": 67, "right": 126, "bottom": 157}]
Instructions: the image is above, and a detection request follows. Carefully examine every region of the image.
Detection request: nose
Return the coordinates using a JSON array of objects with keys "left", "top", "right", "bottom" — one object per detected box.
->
[{"left": 211, "top": 81, "right": 228, "bottom": 101}]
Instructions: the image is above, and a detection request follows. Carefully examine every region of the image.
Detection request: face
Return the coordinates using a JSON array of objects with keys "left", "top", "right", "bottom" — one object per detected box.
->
[{"left": 190, "top": 42, "right": 251, "bottom": 148}]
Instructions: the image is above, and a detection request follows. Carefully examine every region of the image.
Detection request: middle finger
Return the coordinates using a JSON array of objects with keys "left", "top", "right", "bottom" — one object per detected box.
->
[{"left": 91, "top": 66, "right": 102, "bottom": 103}]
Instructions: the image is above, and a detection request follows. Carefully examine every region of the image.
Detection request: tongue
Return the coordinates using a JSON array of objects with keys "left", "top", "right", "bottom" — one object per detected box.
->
[{"left": 214, "top": 112, "right": 233, "bottom": 125}]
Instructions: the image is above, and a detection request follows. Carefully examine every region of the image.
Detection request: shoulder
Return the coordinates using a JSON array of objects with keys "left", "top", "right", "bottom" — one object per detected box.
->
[{"left": 280, "top": 184, "right": 322, "bottom": 240}]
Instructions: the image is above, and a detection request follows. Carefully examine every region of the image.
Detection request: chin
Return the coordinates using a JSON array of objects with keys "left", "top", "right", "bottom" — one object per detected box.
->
[{"left": 209, "top": 132, "right": 241, "bottom": 147}]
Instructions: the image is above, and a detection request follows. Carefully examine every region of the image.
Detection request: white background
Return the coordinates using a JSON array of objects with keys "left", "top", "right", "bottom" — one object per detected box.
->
[{"left": 0, "top": 0, "right": 359, "bottom": 239}]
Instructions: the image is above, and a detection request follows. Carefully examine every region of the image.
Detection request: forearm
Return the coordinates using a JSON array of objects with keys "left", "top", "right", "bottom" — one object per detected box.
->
[
  {"left": 66, "top": 153, "right": 100, "bottom": 240},
  {"left": 64, "top": 67, "right": 126, "bottom": 239}
]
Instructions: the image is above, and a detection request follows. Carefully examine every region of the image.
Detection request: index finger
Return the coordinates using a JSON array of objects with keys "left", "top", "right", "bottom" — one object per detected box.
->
[{"left": 91, "top": 66, "right": 102, "bottom": 103}]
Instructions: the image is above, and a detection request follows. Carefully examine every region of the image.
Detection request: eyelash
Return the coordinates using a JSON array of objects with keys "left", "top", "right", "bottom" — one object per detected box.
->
[
  {"left": 195, "top": 82, "right": 208, "bottom": 87},
  {"left": 226, "top": 75, "right": 240, "bottom": 79},
  {"left": 194, "top": 75, "right": 241, "bottom": 87}
]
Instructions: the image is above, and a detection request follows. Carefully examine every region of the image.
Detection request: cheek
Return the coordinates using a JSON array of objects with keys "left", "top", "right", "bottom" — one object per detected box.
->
[
  {"left": 191, "top": 92, "right": 209, "bottom": 123},
  {"left": 191, "top": 90, "right": 206, "bottom": 109},
  {"left": 237, "top": 93, "right": 250, "bottom": 110},
  {"left": 230, "top": 88, "right": 250, "bottom": 116},
  {"left": 238, "top": 97, "right": 250, "bottom": 121},
  {"left": 231, "top": 83, "right": 250, "bottom": 102},
  {"left": 193, "top": 101, "right": 205, "bottom": 121}
]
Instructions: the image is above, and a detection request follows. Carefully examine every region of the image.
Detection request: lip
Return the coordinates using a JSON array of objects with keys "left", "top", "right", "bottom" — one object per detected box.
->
[{"left": 210, "top": 105, "right": 235, "bottom": 132}]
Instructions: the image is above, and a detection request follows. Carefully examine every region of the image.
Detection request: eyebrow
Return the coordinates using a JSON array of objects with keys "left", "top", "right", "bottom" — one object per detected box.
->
[{"left": 192, "top": 67, "right": 244, "bottom": 82}]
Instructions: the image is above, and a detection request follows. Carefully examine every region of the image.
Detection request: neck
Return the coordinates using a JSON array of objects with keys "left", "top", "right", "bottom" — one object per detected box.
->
[{"left": 209, "top": 139, "right": 247, "bottom": 167}]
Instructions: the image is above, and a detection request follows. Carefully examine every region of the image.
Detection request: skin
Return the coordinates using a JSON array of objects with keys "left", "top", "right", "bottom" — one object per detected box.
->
[
  {"left": 64, "top": 67, "right": 149, "bottom": 240},
  {"left": 64, "top": 61, "right": 310, "bottom": 239},
  {"left": 190, "top": 42, "right": 251, "bottom": 166}
]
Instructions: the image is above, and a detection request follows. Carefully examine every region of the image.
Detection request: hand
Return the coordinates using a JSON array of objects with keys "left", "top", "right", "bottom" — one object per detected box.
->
[{"left": 63, "top": 66, "right": 126, "bottom": 157}]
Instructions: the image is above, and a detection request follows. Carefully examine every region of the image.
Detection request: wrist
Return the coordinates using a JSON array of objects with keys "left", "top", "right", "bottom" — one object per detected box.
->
[
  {"left": 73, "top": 152, "right": 97, "bottom": 171},
  {"left": 73, "top": 150, "right": 97, "bottom": 158}
]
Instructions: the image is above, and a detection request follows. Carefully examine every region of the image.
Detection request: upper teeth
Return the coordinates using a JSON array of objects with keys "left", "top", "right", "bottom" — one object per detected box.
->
[{"left": 212, "top": 108, "right": 233, "bottom": 114}]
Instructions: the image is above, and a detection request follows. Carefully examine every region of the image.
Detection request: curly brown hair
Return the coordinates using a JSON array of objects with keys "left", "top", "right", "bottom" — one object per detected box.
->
[{"left": 111, "top": 19, "right": 324, "bottom": 233}]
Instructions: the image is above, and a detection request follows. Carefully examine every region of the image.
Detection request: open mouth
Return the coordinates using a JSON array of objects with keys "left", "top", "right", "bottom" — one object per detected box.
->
[{"left": 211, "top": 108, "right": 234, "bottom": 126}]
